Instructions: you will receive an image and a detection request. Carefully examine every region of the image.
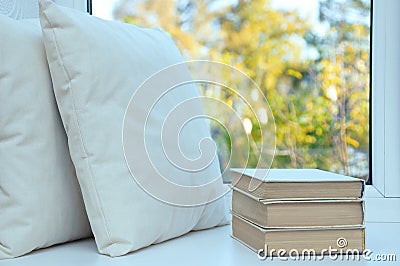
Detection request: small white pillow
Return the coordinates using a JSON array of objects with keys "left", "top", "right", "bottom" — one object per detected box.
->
[
  {"left": 0, "top": 16, "right": 91, "bottom": 259},
  {"left": 38, "top": 0, "right": 228, "bottom": 257}
]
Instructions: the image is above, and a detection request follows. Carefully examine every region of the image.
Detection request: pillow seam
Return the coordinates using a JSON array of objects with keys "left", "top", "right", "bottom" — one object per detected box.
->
[{"left": 41, "top": 11, "right": 115, "bottom": 249}]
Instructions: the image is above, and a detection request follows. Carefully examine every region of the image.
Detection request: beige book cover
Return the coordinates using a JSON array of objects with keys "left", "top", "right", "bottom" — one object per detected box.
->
[
  {"left": 231, "top": 168, "right": 365, "bottom": 200},
  {"left": 232, "top": 188, "right": 365, "bottom": 228},
  {"left": 231, "top": 213, "right": 365, "bottom": 256}
]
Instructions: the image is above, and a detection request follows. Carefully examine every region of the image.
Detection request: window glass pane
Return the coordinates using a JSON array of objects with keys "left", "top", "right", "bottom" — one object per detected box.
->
[{"left": 93, "top": 0, "right": 371, "bottom": 181}]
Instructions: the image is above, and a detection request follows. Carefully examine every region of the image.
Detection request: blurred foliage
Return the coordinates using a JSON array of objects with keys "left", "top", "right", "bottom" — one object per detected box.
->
[{"left": 115, "top": 0, "right": 370, "bottom": 179}]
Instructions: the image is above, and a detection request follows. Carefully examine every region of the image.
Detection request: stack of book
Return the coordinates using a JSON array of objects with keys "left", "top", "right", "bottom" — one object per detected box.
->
[{"left": 231, "top": 168, "right": 365, "bottom": 257}]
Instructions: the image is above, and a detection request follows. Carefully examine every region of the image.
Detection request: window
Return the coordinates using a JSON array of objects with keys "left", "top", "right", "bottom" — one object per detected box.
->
[{"left": 93, "top": 0, "right": 372, "bottom": 182}]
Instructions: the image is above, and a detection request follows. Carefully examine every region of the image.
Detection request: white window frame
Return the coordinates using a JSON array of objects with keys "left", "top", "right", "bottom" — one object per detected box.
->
[
  {"left": 366, "top": 0, "right": 400, "bottom": 223},
  {"left": 83, "top": 0, "right": 400, "bottom": 222}
]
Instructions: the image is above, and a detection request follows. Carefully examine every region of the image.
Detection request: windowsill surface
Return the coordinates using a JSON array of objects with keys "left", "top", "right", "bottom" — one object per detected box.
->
[
  {"left": 365, "top": 185, "right": 384, "bottom": 198},
  {"left": 2, "top": 222, "right": 399, "bottom": 266}
]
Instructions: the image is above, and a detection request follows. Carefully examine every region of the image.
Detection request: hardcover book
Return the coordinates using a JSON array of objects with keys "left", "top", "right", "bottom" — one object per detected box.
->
[
  {"left": 231, "top": 168, "right": 365, "bottom": 199},
  {"left": 232, "top": 214, "right": 365, "bottom": 256},
  {"left": 232, "top": 188, "right": 365, "bottom": 228}
]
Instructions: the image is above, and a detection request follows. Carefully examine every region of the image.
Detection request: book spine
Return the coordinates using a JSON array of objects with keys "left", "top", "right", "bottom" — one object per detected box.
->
[
  {"left": 361, "top": 200, "right": 365, "bottom": 225},
  {"left": 360, "top": 180, "right": 365, "bottom": 198}
]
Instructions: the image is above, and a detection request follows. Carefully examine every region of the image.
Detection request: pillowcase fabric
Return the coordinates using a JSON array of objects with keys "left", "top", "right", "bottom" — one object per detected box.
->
[
  {"left": 0, "top": 16, "right": 91, "bottom": 259},
  {"left": 38, "top": 0, "right": 228, "bottom": 257}
]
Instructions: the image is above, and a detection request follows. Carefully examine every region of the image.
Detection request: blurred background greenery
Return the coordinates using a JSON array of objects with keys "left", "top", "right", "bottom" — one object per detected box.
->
[{"left": 103, "top": 0, "right": 371, "bottom": 180}]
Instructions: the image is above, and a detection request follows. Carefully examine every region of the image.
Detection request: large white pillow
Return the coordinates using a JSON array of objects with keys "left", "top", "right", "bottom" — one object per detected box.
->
[
  {"left": 0, "top": 16, "right": 91, "bottom": 259},
  {"left": 38, "top": 0, "right": 228, "bottom": 257}
]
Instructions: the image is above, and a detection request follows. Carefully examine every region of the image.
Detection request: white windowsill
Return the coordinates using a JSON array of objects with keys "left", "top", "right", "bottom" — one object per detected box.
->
[
  {"left": 365, "top": 185, "right": 384, "bottom": 198},
  {"left": 2, "top": 222, "right": 399, "bottom": 266},
  {"left": 1, "top": 183, "right": 396, "bottom": 266},
  {"left": 365, "top": 185, "right": 400, "bottom": 223},
  {"left": 1, "top": 184, "right": 398, "bottom": 265}
]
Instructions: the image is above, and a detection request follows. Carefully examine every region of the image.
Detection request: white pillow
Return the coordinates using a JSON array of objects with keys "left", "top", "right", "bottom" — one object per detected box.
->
[
  {"left": 0, "top": 16, "right": 91, "bottom": 259},
  {"left": 38, "top": 0, "right": 229, "bottom": 257}
]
